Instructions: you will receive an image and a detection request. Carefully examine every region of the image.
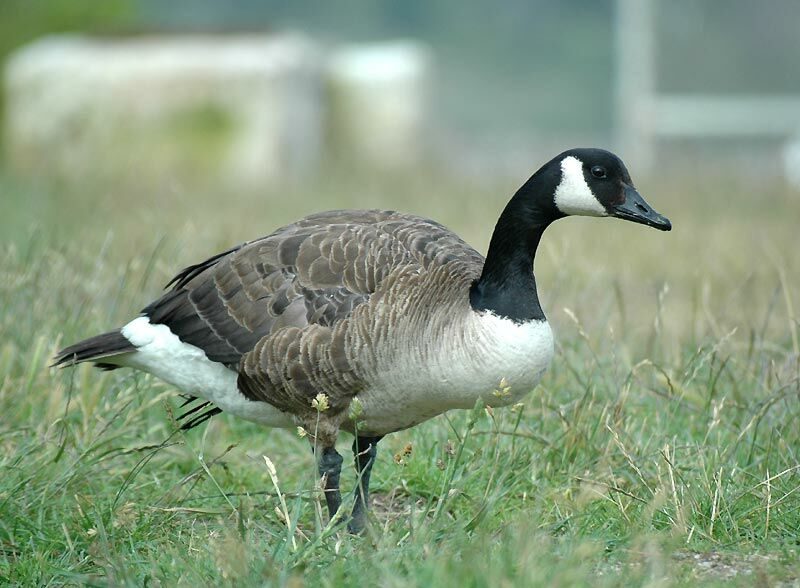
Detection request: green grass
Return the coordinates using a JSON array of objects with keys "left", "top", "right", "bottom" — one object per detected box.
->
[{"left": 1, "top": 166, "right": 799, "bottom": 586}]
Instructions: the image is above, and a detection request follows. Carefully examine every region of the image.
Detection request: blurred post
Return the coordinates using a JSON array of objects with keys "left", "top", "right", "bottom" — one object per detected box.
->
[
  {"left": 615, "top": 0, "right": 655, "bottom": 172},
  {"left": 327, "top": 41, "right": 431, "bottom": 170}
]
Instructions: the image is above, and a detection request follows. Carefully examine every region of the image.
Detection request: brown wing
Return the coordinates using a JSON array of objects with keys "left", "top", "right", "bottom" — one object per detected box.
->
[{"left": 143, "top": 209, "right": 484, "bottom": 415}]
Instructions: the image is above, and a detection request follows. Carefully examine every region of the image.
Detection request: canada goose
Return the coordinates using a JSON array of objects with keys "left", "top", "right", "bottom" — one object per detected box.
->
[{"left": 53, "top": 148, "right": 671, "bottom": 534}]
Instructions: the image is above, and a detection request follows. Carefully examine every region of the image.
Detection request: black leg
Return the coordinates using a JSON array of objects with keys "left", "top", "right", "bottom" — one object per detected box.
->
[
  {"left": 348, "top": 435, "right": 382, "bottom": 534},
  {"left": 316, "top": 445, "right": 344, "bottom": 522}
]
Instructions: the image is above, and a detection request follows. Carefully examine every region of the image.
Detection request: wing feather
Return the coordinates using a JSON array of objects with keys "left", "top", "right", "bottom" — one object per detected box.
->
[{"left": 141, "top": 210, "right": 483, "bottom": 415}]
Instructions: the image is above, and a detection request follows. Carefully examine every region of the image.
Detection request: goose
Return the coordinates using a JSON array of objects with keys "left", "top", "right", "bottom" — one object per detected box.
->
[{"left": 53, "top": 148, "right": 671, "bottom": 534}]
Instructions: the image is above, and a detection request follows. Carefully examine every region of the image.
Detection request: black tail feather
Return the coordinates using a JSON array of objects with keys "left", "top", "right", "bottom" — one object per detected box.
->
[
  {"left": 53, "top": 332, "right": 223, "bottom": 428},
  {"left": 177, "top": 398, "right": 222, "bottom": 430},
  {"left": 52, "top": 331, "right": 136, "bottom": 369}
]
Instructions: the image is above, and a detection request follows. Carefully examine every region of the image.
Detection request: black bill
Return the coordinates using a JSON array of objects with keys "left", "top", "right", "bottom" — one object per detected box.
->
[{"left": 611, "top": 184, "right": 672, "bottom": 231}]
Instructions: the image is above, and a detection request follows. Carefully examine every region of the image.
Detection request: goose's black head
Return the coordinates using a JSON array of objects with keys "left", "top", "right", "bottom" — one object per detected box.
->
[
  {"left": 473, "top": 148, "right": 670, "bottom": 322},
  {"left": 523, "top": 147, "right": 671, "bottom": 231}
]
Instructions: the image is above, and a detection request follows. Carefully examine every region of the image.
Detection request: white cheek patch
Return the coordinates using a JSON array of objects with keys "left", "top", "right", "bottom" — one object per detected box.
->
[{"left": 553, "top": 156, "right": 607, "bottom": 217}]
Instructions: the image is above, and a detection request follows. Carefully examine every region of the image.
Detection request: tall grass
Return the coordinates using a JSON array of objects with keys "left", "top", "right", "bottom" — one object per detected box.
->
[{"left": 1, "top": 167, "right": 798, "bottom": 585}]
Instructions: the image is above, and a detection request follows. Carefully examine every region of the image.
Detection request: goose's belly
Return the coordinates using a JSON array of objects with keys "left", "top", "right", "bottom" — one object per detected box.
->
[
  {"left": 119, "top": 314, "right": 553, "bottom": 436},
  {"left": 351, "top": 315, "right": 554, "bottom": 435}
]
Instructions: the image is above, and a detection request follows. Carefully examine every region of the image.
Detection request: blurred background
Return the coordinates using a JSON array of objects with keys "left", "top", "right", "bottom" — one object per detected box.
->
[
  {"left": 1, "top": 0, "right": 798, "bottom": 347},
  {"left": 4, "top": 0, "right": 800, "bottom": 183}
]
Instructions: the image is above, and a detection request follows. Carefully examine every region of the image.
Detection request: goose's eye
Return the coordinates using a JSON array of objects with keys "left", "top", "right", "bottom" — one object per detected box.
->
[{"left": 591, "top": 166, "right": 607, "bottom": 179}]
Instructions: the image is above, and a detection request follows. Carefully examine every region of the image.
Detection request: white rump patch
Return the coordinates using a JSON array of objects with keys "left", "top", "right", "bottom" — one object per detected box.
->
[
  {"left": 553, "top": 155, "right": 607, "bottom": 217},
  {"left": 119, "top": 316, "right": 293, "bottom": 428}
]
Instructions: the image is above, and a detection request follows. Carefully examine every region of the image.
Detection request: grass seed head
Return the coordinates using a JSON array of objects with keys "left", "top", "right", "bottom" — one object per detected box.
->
[
  {"left": 492, "top": 376, "right": 512, "bottom": 399},
  {"left": 311, "top": 393, "right": 330, "bottom": 412}
]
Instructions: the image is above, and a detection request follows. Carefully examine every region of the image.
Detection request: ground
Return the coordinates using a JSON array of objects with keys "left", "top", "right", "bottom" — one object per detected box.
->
[{"left": 1, "top": 165, "right": 799, "bottom": 586}]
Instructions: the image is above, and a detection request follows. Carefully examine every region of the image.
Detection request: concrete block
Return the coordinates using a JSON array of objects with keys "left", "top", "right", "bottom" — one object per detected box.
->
[{"left": 4, "top": 33, "right": 323, "bottom": 189}]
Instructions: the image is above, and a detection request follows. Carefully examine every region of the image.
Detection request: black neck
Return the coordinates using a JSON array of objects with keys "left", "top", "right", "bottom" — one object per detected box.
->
[{"left": 469, "top": 176, "right": 561, "bottom": 322}]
